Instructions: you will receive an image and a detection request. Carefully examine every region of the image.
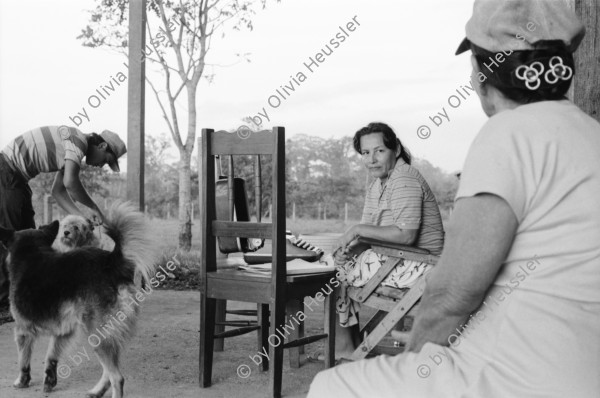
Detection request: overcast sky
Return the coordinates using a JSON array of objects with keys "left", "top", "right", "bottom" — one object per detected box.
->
[{"left": 0, "top": 0, "right": 488, "bottom": 173}]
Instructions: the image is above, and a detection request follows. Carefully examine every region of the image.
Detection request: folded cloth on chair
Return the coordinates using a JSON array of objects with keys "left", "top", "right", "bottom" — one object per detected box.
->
[
  {"left": 336, "top": 249, "right": 430, "bottom": 327},
  {"left": 342, "top": 249, "right": 430, "bottom": 289}
]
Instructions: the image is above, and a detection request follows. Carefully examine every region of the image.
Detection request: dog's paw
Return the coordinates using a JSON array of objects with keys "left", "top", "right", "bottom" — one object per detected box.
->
[
  {"left": 13, "top": 373, "right": 31, "bottom": 388},
  {"left": 43, "top": 360, "right": 58, "bottom": 392},
  {"left": 43, "top": 377, "right": 57, "bottom": 393}
]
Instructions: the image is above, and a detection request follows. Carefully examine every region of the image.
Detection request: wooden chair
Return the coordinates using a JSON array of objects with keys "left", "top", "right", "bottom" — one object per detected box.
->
[
  {"left": 199, "top": 126, "right": 336, "bottom": 398},
  {"left": 346, "top": 237, "right": 440, "bottom": 360}
]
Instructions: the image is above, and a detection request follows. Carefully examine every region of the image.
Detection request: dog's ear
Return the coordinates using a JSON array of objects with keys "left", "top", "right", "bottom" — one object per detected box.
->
[
  {"left": 39, "top": 220, "right": 60, "bottom": 242},
  {"left": 0, "top": 227, "right": 14, "bottom": 246}
]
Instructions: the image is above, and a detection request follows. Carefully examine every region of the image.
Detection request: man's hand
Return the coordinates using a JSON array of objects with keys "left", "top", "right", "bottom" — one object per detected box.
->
[{"left": 90, "top": 208, "right": 105, "bottom": 226}]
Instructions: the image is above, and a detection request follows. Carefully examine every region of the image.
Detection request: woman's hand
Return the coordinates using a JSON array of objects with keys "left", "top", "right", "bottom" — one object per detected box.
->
[
  {"left": 337, "top": 225, "right": 360, "bottom": 254},
  {"left": 333, "top": 249, "right": 350, "bottom": 266}
]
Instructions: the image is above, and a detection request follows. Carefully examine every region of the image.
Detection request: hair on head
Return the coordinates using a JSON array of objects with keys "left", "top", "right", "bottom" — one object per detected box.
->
[{"left": 353, "top": 122, "right": 412, "bottom": 165}]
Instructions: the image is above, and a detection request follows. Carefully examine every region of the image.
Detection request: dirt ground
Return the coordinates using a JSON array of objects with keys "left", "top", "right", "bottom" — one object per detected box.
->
[{"left": 0, "top": 290, "right": 331, "bottom": 398}]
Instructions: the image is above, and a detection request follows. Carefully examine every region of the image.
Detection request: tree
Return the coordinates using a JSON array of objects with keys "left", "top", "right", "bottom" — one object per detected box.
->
[
  {"left": 78, "top": 0, "right": 276, "bottom": 250},
  {"left": 145, "top": 133, "right": 178, "bottom": 217},
  {"left": 284, "top": 135, "right": 366, "bottom": 219},
  {"left": 412, "top": 159, "right": 459, "bottom": 212}
]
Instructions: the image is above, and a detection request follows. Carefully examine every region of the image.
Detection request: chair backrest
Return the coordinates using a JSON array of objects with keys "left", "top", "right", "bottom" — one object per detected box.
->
[
  {"left": 215, "top": 176, "right": 252, "bottom": 253},
  {"left": 200, "top": 127, "right": 287, "bottom": 287}
]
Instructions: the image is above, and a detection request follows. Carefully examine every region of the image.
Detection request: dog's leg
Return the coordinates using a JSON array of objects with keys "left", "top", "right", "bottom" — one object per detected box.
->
[
  {"left": 43, "top": 333, "right": 74, "bottom": 392},
  {"left": 86, "top": 364, "right": 110, "bottom": 398},
  {"left": 92, "top": 340, "right": 124, "bottom": 398},
  {"left": 13, "top": 328, "right": 34, "bottom": 388}
]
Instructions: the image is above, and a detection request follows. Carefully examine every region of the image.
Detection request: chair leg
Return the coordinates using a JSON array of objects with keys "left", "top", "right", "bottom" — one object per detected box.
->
[
  {"left": 298, "top": 298, "right": 305, "bottom": 356},
  {"left": 298, "top": 297, "right": 306, "bottom": 355},
  {"left": 257, "top": 303, "right": 269, "bottom": 371},
  {"left": 286, "top": 299, "right": 302, "bottom": 368},
  {"left": 199, "top": 294, "right": 216, "bottom": 388},
  {"left": 214, "top": 299, "right": 226, "bottom": 352},
  {"left": 350, "top": 278, "right": 426, "bottom": 361},
  {"left": 361, "top": 310, "right": 388, "bottom": 337},
  {"left": 324, "top": 291, "right": 336, "bottom": 368},
  {"left": 269, "top": 302, "right": 285, "bottom": 398}
]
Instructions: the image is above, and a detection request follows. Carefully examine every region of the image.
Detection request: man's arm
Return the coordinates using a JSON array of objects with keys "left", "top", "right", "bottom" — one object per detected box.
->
[
  {"left": 51, "top": 170, "right": 86, "bottom": 216},
  {"left": 406, "top": 193, "right": 518, "bottom": 352},
  {"left": 51, "top": 160, "right": 104, "bottom": 222}
]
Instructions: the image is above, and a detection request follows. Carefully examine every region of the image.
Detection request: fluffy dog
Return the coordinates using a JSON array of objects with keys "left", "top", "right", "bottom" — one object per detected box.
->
[
  {"left": 0, "top": 202, "right": 156, "bottom": 398},
  {"left": 52, "top": 214, "right": 100, "bottom": 252}
]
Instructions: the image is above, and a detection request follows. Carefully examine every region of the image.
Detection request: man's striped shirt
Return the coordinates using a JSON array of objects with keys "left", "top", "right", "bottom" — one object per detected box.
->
[
  {"left": 1, "top": 126, "right": 87, "bottom": 181},
  {"left": 361, "top": 160, "right": 445, "bottom": 255}
]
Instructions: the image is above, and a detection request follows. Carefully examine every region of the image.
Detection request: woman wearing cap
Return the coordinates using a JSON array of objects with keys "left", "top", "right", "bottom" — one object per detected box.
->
[{"left": 309, "top": 1, "right": 600, "bottom": 397}]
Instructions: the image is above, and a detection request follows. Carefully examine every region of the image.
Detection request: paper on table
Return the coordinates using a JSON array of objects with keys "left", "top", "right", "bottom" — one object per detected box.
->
[{"left": 238, "top": 257, "right": 335, "bottom": 275}]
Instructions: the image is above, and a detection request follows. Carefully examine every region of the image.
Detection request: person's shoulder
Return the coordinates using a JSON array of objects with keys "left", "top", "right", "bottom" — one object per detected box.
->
[
  {"left": 482, "top": 100, "right": 575, "bottom": 138},
  {"left": 61, "top": 126, "right": 86, "bottom": 139},
  {"left": 482, "top": 106, "right": 529, "bottom": 134},
  {"left": 472, "top": 105, "right": 537, "bottom": 150},
  {"left": 389, "top": 162, "right": 422, "bottom": 187},
  {"left": 38, "top": 125, "right": 85, "bottom": 141},
  {"left": 391, "top": 161, "right": 421, "bottom": 178}
]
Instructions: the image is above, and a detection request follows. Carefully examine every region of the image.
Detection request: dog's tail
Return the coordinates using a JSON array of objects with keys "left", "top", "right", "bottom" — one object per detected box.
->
[{"left": 103, "top": 201, "right": 157, "bottom": 284}]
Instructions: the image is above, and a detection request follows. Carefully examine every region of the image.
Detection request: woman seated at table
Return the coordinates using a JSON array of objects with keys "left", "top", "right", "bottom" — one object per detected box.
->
[{"left": 333, "top": 122, "right": 445, "bottom": 359}]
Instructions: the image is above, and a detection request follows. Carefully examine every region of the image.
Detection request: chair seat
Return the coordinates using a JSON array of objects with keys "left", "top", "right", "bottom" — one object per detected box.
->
[
  {"left": 207, "top": 267, "right": 336, "bottom": 303},
  {"left": 216, "top": 256, "right": 247, "bottom": 269},
  {"left": 216, "top": 256, "right": 335, "bottom": 283},
  {"left": 210, "top": 268, "right": 336, "bottom": 283}
]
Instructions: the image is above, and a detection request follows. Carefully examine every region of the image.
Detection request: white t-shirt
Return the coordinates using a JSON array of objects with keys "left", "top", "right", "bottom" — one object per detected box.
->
[{"left": 456, "top": 99, "right": 600, "bottom": 303}]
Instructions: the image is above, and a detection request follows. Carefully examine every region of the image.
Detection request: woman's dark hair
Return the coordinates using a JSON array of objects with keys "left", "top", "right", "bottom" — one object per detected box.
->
[
  {"left": 471, "top": 41, "right": 574, "bottom": 104},
  {"left": 353, "top": 122, "right": 412, "bottom": 165}
]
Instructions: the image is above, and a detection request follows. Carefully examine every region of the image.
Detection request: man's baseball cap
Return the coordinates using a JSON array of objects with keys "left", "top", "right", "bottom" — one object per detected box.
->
[
  {"left": 100, "top": 130, "right": 127, "bottom": 172},
  {"left": 455, "top": 0, "right": 585, "bottom": 55}
]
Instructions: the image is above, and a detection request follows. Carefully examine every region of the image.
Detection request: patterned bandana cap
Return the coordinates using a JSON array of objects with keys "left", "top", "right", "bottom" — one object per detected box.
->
[{"left": 455, "top": 0, "right": 585, "bottom": 55}]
